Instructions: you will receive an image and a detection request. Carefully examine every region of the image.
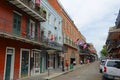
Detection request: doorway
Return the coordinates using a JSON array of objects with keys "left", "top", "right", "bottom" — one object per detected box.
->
[
  {"left": 4, "top": 47, "right": 15, "bottom": 80},
  {"left": 20, "top": 49, "right": 30, "bottom": 78}
]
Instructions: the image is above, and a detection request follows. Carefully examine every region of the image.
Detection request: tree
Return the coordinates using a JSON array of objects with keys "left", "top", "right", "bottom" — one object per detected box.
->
[{"left": 100, "top": 45, "right": 107, "bottom": 56}]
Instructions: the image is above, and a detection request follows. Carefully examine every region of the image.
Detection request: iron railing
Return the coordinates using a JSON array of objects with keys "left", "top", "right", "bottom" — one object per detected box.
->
[
  {"left": 40, "top": 36, "right": 63, "bottom": 50},
  {"left": 0, "top": 17, "right": 62, "bottom": 50},
  {"left": 7, "top": 0, "right": 46, "bottom": 21}
]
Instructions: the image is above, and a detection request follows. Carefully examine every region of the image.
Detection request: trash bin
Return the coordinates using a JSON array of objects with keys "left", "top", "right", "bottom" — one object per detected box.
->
[{"left": 70, "top": 64, "right": 73, "bottom": 69}]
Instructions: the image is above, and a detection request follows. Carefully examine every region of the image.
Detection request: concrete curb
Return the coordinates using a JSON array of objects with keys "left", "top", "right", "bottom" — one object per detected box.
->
[
  {"left": 45, "top": 69, "right": 73, "bottom": 80},
  {"left": 44, "top": 64, "right": 87, "bottom": 80}
]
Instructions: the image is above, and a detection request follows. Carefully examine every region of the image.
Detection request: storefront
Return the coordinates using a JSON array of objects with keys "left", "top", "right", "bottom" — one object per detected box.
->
[
  {"left": 30, "top": 49, "right": 41, "bottom": 75},
  {"left": 20, "top": 49, "right": 30, "bottom": 78}
]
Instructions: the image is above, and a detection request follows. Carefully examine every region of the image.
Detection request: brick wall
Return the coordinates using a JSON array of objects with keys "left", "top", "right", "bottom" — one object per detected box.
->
[{"left": 0, "top": 37, "right": 36, "bottom": 80}]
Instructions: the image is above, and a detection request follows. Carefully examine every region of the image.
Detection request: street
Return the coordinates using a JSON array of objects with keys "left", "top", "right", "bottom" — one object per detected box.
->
[{"left": 51, "top": 61, "right": 102, "bottom": 80}]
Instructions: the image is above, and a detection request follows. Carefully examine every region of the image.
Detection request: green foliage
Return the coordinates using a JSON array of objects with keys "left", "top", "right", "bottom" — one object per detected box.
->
[{"left": 100, "top": 45, "right": 107, "bottom": 56}]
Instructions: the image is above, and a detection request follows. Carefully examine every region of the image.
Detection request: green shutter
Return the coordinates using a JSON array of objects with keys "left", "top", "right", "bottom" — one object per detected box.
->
[{"left": 13, "top": 13, "right": 21, "bottom": 35}]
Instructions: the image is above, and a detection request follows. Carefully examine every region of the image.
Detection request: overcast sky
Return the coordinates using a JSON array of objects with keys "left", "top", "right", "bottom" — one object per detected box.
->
[{"left": 59, "top": 0, "right": 120, "bottom": 57}]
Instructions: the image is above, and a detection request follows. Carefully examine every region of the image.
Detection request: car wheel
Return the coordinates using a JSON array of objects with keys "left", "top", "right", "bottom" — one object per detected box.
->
[{"left": 102, "top": 76, "right": 107, "bottom": 80}]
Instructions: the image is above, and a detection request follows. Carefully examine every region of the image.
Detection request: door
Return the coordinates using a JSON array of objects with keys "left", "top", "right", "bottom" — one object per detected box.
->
[
  {"left": 30, "top": 51, "right": 41, "bottom": 75},
  {"left": 13, "top": 13, "right": 21, "bottom": 35},
  {"left": 20, "top": 50, "right": 29, "bottom": 78},
  {"left": 34, "top": 52, "right": 40, "bottom": 75},
  {"left": 4, "top": 48, "right": 15, "bottom": 80},
  {"left": 5, "top": 55, "right": 12, "bottom": 80}
]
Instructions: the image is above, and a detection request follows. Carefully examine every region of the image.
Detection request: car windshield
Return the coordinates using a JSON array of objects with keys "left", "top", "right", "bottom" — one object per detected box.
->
[{"left": 107, "top": 61, "right": 120, "bottom": 69}]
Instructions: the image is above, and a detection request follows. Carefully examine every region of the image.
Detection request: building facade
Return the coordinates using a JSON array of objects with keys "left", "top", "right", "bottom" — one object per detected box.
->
[
  {"left": 106, "top": 10, "right": 120, "bottom": 58},
  {"left": 48, "top": 0, "right": 83, "bottom": 67},
  {"left": 0, "top": 0, "right": 47, "bottom": 79},
  {"left": 40, "top": 0, "right": 63, "bottom": 72}
]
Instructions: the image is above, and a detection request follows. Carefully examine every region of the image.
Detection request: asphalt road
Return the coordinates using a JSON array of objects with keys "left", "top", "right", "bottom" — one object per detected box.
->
[{"left": 51, "top": 61, "right": 102, "bottom": 80}]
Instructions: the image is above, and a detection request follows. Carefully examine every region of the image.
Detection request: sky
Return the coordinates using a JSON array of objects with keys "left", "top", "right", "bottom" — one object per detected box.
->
[{"left": 59, "top": 0, "right": 120, "bottom": 57}]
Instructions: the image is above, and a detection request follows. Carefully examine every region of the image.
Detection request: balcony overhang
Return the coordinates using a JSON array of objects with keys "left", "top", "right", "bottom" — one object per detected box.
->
[
  {"left": 0, "top": 32, "right": 62, "bottom": 51},
  {"left": 63, "top": 43, "right": 77, "bottom": 49},
  {"left": 107, "top": 29, "right": 120, "bottom": 40},
  {"left": 109, "top": 28, "right": 120, "bottom": 33},
  {"left": 8, "top": 0, "right": 46, "bottom": 22}
]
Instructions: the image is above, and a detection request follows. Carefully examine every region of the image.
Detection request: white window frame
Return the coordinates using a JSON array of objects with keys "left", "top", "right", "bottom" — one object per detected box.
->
[
  {"left": 4, "top": 47, "right": 15, "bottom": 80},
  {"left": 19, "top": 48, "right": 30, "bottom": 78},
  {"left": 29, "top": 20, "right": 35, "bottom": 39}
]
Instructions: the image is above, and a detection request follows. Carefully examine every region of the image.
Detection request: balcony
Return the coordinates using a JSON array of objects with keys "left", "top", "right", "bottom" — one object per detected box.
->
[
  {"left": 0, "top": 17, "right": 43, "bottom": 45},
  {"left": 107, "top": 43, "right": 117, "bottom": 53},
  {"left": 7, "top": 0, "right": 46, "bottom": 21},
  {"left": 63, "top": 38, "right": 77, "bottom": 49},
  {"left": 40, "top": 36, "right": 63, "bottom": 51},
  {"left": 0, "top": 17, "right": 62, "bottom": 51}
]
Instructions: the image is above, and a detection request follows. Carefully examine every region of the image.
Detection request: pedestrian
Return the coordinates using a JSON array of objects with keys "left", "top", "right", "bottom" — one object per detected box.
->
[
  {"left": 73, "top": 61, "right": 76, "bottom": 65},
  {"left": 65, "top": 60, "right": 69, "bottom": 70},
  {"left": 80, "top": 60, "right": 83, "bottom": 64},
  {"left": 87, "top": 59, "right": 90, "bottom": 64}
]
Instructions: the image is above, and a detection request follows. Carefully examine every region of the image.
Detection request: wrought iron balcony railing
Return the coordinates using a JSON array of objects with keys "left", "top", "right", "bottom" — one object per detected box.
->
[
  {"left": 0, "top": 17, "right": 41, "bottom": 44},
  {"left": 63, "top": 38, "right": 77, "bottom": 49},
  {"left": 7, "top": 0, "right": 46, "bottom": 21},
  {"left": 40, "top": 36, "right": 63, "bottom": 51},
  {"left": 0, "top": 17, "right": 62, "bottom": 51}
]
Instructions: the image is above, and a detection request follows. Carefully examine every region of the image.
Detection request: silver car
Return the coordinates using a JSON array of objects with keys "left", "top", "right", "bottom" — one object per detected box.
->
[{"left": 102, "top": 59, "right": 120, "bottom": 80}]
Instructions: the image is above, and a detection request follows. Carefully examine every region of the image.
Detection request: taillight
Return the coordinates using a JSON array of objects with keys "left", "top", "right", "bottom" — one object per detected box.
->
[{"left": 104, "top": 66, "right": 107, "bottom": 72}]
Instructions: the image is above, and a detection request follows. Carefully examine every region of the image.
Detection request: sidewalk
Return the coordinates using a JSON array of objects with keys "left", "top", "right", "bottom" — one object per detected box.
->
[
  {"left": 18, "top": 64, "right": 88, "bottom": 80},
  {"left": 41, "top": 63, "right": 88, "bottom": 80}
]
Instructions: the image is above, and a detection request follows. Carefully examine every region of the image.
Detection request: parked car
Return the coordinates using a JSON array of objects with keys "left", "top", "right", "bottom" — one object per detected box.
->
[
  {"left": 99, "top": 59, "right": 106, "bottom": 73},
  {"left": 102, "top": 59, "right": 120, "bottom": 80}
]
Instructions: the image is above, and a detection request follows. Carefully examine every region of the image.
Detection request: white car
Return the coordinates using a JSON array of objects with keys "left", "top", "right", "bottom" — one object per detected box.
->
[
  {"left": 102, "top": 59, "right": 120, "bottom": 80},
  {"left": 99, "top": 59, "right": 106, "bottom": 73}
]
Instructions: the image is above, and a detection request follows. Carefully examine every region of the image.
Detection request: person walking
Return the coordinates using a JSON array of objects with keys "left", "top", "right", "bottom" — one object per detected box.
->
[
  {"left": 65, "top": 60, "right": 69, "bottom": 70},
  {"left": 80, "top": 60, "right": 83, "bottom": 64}
]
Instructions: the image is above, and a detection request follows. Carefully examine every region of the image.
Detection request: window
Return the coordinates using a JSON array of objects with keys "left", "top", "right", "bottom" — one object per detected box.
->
[
  {"left": 58, "top": 20, "right": 61, "bottom": 30},
  {"left": 48, "top": 13, "right": 51, "bottom": 24},
  {"left": 29, "top": 20, "right": 35, "bottom": 39},
  {"left": 20, "top": 49, "right": 30, "bottom": 78},
  {"left": 107, "top": 61, "right": 120, "bottom": 68},
  {"left": 13, "top": 12, "right": 21, "bottom": 35},
  {"left": 59, "top": 36, "right": 61, "bottom": 41},
  {"left": 101, "top": 60, "right": 106, "bottom": 65},
  {"left": 48, "top": 31, "right": 51, "bottom": 37},
  {"left": 54, "top": 36, "right": 57, "bottom": 42},
  {"left": 54, "top": 18, "right": 56, "bottom": 26}
]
